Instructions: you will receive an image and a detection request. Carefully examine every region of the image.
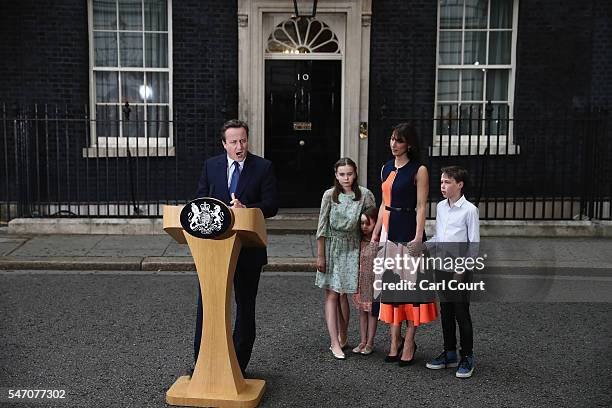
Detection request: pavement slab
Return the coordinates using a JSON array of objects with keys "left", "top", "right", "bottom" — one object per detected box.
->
[
  {"left": 162, "top": 241, "right": 192, "bottom": 257},
  {"left": 0, "top": 239, "right": 27, "bottom": 256},
  {"left": 8, "top": 235, "right": 105, "bottom": 257}
]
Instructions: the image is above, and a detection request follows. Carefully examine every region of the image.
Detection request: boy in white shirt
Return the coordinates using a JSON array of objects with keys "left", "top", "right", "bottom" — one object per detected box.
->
[{"left": 425, "top": 166, "right": 480, "bottom": 378}]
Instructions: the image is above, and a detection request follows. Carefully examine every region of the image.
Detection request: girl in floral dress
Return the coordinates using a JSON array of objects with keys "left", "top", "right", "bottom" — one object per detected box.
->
[
  {"left": 316, "top": 158, "right": 375, "bottom": 360},
  {"left": 351, "top": 207, "right": 380, "bottom": 356}
]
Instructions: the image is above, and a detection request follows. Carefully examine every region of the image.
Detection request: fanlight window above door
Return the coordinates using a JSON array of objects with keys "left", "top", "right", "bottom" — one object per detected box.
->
[{"left": 266, "top": 17, "right": 340, "bottom": 54}]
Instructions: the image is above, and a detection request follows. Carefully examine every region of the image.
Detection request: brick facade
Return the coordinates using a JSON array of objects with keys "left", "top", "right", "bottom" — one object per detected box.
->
[
  {"left": 0, "top": 0, "right": 239, "bottom": 206},
  {"left": 0, "top": 0, "right": 609, "bottom": 217}
]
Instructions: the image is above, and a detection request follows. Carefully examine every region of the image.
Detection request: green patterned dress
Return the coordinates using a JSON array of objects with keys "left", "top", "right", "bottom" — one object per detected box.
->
[{"left": 315, "top": 186, "right": 376, "bottom": 293}]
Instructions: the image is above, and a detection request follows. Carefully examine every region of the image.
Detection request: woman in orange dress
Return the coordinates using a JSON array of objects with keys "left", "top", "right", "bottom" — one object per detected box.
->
[{"left": 371, "top": 123, "right": 437, "bottom": 366}]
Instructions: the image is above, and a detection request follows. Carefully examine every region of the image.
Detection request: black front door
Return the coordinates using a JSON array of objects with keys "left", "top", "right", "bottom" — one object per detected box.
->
[{"left": 265, "top": 60, "right": 341, "bottom": 207}]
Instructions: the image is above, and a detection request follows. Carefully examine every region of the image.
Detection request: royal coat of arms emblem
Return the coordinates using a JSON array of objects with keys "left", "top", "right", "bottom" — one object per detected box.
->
[{"left": 180, "top": 198, "right": 233, "bottom": 239}]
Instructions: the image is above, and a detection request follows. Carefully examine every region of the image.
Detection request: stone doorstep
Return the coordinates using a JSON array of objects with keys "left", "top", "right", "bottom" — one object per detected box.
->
[{"left": 7, "top": 217, "right": 612, "bottom": 237}]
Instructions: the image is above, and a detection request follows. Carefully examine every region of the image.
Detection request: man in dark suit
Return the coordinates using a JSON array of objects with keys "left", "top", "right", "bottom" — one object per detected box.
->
[{"left": 194, "top": 119, "right": 278, "bottom": 374}]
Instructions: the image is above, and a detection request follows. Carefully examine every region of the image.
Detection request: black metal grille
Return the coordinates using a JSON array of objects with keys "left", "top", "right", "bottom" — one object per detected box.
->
[
  {"left": 1, "top": 103, "right": 610, "bottom": 222},
  {"left": 369, "top": 103, "right": 610, "bottom": 221}
]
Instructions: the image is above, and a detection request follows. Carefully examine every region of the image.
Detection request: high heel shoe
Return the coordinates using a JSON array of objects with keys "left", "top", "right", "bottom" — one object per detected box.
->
[
  {"left": 329, "top": 346, "right": 346, "bottom": 360},
  {"left": 384, "top": 338, "right": 405, "bottom": 363},
  {"left": 338, "top": 334, "right": 348, "bottom": 350},
  {"left": 398, "top": 342, "right": 417, "bottom": 366}
]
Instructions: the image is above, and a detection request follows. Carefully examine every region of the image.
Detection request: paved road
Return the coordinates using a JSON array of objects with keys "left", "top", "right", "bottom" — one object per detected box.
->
[{"left": 1, "top": 272, "right": 611, "bottom": 407}]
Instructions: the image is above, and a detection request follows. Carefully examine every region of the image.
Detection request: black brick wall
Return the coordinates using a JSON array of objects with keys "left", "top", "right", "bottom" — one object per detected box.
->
[
  {"left": 172, "top": 0, "right": 238, "bottom": 197},
  {"left": 367, "top": 0, "right": 438, "bottom": 195},
  {"left": 0, "top": 1, "right": 89, "bottom": 106},
  {"left": 514, "top": 0, "right": 594, "bottom": 118},
  {"left": 590, "top": 1, "right": 612, "bottom": 107}
]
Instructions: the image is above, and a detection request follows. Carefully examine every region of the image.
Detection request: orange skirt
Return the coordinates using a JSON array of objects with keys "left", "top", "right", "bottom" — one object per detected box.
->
[{"left": 379, "top": 302, "right": 438, "bottom": 326}]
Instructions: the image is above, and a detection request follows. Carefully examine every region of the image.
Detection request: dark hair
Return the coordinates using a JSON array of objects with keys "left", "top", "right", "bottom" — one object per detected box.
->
[
  {"left": 332, "top": 157, "right": 362, "bottom": 204},
  {"left": 391, "top": 122, "right": 420, "bottom": 160},
  {"left": 220, "top": 119, "right": 249, "bottom": 141},
  {"left": 361, "top": 206, "right": 379, "bottom": 223},
  {"left": 441, "top": 166, "right": 469, "bottom": 192}
]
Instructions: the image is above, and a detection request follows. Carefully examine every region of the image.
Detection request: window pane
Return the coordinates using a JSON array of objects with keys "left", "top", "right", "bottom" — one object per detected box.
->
[
  {"left": 145, "top": 33, "right": 168, "bottom": 67},
  {"left": 118, "top": 0, "right": 142, "bottom": 30},
  {"left": 306, "top": 20, "right": 322, "bottom": 44},
  {"left": 465, "top": 0, "right": 487, "bottom": 29},
  {"left": 490, "top": 0, "right": 513, "bottom": 29},
  {"left": 96, "top": 72, "right": 119, "bottom": 102},
  {"left": 489, "top": 31, "right": 511, "bottom": 64},
  {"left": 461, "top": 69, "right": 484, "bottom": 101},
  {"left": 488, "top": 103, "right": 509, "bottom": 135},
  {"left": 437, "top": 70, "right": 460, "bottom": 101},
  {"left": 283, "top": 20, "right": 299, "bottom": 45},
  {"left": 486, "top": 69, "right": 509, "bottom": 100},
  {"left": 439, "top": 0, "right": 463, "bottom": 29},
  {"left": 312, "top": 41, "right": 339, "bottom": 53},
  {"left": 459, "top": 104, "right": 482, "bottom": 135},
  {"left": 436, "top": 104, "right": 459, "bottom": 135},
  {"left": 122, "top": 105, "right": 145, "bottom": 138},
  {"left": 121, "top": 72, "right": 144, "bottom": 103},
  {"left": 267, "top": 40, "right": 288, "bottom": 53},
  {"left": 144, "top": 0, "right": 167, "bottom": 31},
  {"left": 147, "top": 106, "right": 169, "bottom": 138},
  {"left": 96, "top": 105, "right": 120, "bottom": 138},
  {"left": 146, "top": 72, "right": 168, "bottom": 103},
  {"left": 297, "top": 17, "right": 309, "bottom": 43},
  {"left": 94, "top": 32, "right": 118, "bottom": 66},
  {"left": 439, "top": 31, "right": 462, "bottom": 65},
  {"left": 119, "top": 33, "right": 143, "bottom": 67},
  {"left": 312, "top": 29, "right": 333, "bottom": 47},
  {"left": 93, "top": 0, "right": 117, "bottom": 29},
  {"left": 273, "top": 28, "right": 292, "bottom": 47},
  {"left": 463, "top": 31, "right": 486, "bottom": 64}
]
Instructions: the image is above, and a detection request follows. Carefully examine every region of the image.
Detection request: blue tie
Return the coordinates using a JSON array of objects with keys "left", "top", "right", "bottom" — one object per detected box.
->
[{"left": 229, "top": 161, "right": 241, "bottom": 195}]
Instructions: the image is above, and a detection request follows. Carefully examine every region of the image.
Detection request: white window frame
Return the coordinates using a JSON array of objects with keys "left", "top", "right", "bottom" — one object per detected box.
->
[
  {"left": 86, "top": 0, "right": 173, "bottom": 156},
  {"left": 432, "top": 0, "right": 520, "bottom": 156}
]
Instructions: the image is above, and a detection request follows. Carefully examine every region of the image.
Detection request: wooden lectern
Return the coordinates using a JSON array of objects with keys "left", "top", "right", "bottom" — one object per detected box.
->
[{"left": 162, "top": 202, "right": 267, "bottom": 408}]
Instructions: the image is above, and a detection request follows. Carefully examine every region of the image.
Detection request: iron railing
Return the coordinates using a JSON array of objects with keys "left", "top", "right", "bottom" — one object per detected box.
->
[
  {"left": 1, "top": 102, "right": 610, "bottom": 222},
  {"left": 370, "top": 103, "right": 610, "bottom": 220}
]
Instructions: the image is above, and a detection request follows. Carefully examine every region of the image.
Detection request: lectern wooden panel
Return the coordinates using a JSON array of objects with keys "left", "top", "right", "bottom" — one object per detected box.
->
[{"left": 162, "top": 203, "right": 267, "bottom": 408}]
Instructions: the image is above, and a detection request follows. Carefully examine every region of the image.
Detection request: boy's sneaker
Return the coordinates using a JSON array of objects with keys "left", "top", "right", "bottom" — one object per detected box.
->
[
  {"left": 425, "top": 350, "right": 458, "bottom": 369},
  {"left": 455, "top": 355, "right": 474, "bottom": 378}
]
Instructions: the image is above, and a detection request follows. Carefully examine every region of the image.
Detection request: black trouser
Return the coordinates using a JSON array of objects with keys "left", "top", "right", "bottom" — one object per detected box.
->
[
  {"left": 194, "top": 256, "right": 263, "bottom": 372},
  {"left": 440, "top": 301, "right": 473, "bottom": 357}
]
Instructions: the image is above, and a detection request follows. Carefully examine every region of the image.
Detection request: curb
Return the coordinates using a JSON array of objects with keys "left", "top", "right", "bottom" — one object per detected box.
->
[
  {"left": 2, "top": 256, "right": 610, "bottom": 274},
  {"left": 0, "top": 256, "right": 317, "bottom": 272},
  {"left": 0, "top": 256, "right": 142, "bottom": 271}
]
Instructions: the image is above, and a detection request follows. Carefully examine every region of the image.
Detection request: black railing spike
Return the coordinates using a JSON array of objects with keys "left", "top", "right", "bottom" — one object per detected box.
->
[{"left": 123, "top": 101, "right": 131, "bottom": 121}]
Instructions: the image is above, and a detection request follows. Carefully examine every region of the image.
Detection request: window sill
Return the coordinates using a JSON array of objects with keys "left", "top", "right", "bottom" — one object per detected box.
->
[
  {"left": 82, "top": 146, "right": 176, "bottom": 158},
  {"left": 428, "top": 138, "right": 520, "bottom": 156}
]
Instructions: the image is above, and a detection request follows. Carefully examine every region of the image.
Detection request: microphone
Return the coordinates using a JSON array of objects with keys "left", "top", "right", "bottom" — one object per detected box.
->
[{"left": 209, "top": 184, "right": 215, "bottom": 197}]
